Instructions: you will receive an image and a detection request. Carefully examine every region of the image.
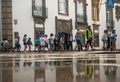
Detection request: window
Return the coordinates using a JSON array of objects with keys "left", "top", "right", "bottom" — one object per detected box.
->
[
  {"left": 92, "top": 0, "right": 99, "bottom": 21},
  {"left": 33, "top": 0, "right": 42, "bottom": 16},
  {"left": 58, "top": 0, "right": 68, "bottom": 15},
  {"left": 106, "top": 11, "right": 110, "bottom": 25},
  {"left": 32, "top": 0, "right": 48, "bottom": 18},
  {"left": 77, "top": 1, "right": 84, "bottom": 22},
  {"left": 106, "top": 10, "right": 113, "bottom": 26},
  {"left": 93, "top": 7, "right": 97, "bottom": 20},
  {"left": 115, "top": 5, "right": 120, "bottom": 21},
  {"left": 34, "top": 0, "right": 42, "bottom": 7},
  {"left": 93, "top": 6, "right": 99, "bottom": 21},
  {"left": 76, "top": 0, "right": 87, "bottom": 23}
]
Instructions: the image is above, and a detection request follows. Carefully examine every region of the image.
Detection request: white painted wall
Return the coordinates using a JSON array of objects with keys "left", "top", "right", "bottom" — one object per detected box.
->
[
  {"left": 114, "top": 4, "right": 120, "bottom": 49},
  {"left": 13, "top": 61, "right": 34, "bottom": 82},
  {"left": 12, "top": 0, "right": 120, "bottom": 50},
  {"left": 46, "top": 0, "right": 76, "bottom": 47},
  {"left": 98, "top": 2, "right": 120, "bottom": 49},
  {"left": 12, "top": 0, "right": 34, "bottom": 50},
  {"left": 45, "top": 65, "right": 56, "bottom": 82},
  {"left": 86, "top": 0, "right": 92, "bottom": 27},
  {"left": 99, "top": 0, "right": 107, "bottom": 49},
  {"left": 45, "top": 0, "right": 76, "bottom": 37},
  {"left": 45, "top": 0, "right": 57, "bottom": 36}
]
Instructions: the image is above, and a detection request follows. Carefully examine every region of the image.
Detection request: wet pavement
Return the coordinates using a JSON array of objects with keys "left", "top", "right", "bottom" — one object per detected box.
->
[{"left": 0, "top": 51, "right": 120, "bottom": 82}]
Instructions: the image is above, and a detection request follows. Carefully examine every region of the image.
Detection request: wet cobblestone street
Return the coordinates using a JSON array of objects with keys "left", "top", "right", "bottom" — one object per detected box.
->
[{"left": 0, "top": 51, "right": 120, "bottom": 82}]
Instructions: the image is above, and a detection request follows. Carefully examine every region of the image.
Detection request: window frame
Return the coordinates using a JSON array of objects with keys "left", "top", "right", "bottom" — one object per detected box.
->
[
  {"left": 58, "top": 0, "right": 69, "bottom": 15},
  {"left": 91, "top": 0, "right": 99, "bottom": 21},
  {"left": 32, "top": 0, "right": 47, "bottom": 18},
  {"left": 106, "top": 8, "right": 113, "bottom": 27},
  {"left": 75, "top": 0, "right": 87, "bottom": 23},
  {"left": 76, "top": 1, "right": 84, "bottom": 22}
]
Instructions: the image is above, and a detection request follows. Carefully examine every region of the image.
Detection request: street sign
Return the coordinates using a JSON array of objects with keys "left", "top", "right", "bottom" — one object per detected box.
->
[{"left": 106, "top": 0, "right": 114, "bottom": 8}]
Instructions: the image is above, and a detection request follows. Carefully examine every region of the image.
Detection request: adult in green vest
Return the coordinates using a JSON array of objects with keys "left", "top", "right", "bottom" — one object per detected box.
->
[
  {"left": 85, "top": 65, "right": 93, "bottom": 78},
  {"left": 85, "top": 26, "right": 93, "bottom": 50}
]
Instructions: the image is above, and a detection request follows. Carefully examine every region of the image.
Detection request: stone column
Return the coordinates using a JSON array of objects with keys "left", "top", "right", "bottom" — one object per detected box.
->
[
  {"left": 0, "top": 0, "right": 2, "bottom": 41},
  {"left": 0, "top": 63, "right": 2, "bottom": 82},
  {"left": 2, "top": 0, "right": 13, "bottom": 47}
]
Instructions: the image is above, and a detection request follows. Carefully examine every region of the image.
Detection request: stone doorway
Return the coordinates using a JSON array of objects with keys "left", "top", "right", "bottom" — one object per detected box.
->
[
  {"left": 34, "top": 19, "right": 45, "bottom": 40},
  {"left": 55, "top": 17, "right": 73, "bottom": 34}
]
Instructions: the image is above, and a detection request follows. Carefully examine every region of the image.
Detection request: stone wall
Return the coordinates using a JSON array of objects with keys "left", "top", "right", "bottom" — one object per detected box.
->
[
  {"left": 0, "top": 0, "right": 2, "bottom": 41},
  {"left": 2, "top": 0, "right": 13, "bottom": 47}
]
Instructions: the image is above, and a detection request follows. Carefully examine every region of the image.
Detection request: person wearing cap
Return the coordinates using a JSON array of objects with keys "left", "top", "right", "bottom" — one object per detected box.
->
[
  {"left": 49, "top": 33, "right": 54, "bottom": 51},
  {"left": 85, "top": 26, "right": 93, "bottom": 50},
  {"left": 102, "top": 30, "right": 108, "bottom": 50}
]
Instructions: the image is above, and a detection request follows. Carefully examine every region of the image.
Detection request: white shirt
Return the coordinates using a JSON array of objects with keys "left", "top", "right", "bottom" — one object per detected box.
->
[
  {"left": 102, "top": 33, "right": 108, "bottom": 40},
  {"left": 69, "top": 35, "right": 73, "bottom": 41},
  {"left": 49, "top": 36, "right": 54, "bottom": 44},
  {"left": 40, "top": 37, "right": 45, "bottom": 46},
  {"left": 45, "top": 38, "right": 49, "bottom": 44}
]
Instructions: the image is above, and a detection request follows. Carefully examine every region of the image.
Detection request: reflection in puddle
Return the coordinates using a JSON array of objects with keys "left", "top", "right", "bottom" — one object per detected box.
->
[{"left": 0, "top": 54, "right": 120, "bottom": 82}]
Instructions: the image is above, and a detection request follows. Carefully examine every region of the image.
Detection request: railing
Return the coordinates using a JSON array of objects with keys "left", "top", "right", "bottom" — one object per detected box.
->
[
  {"left": 77, "top": 15, "right": 87, "bottom": 23},
  {"left": 32, "top": 5, "right": 48, "bottom": 18}
]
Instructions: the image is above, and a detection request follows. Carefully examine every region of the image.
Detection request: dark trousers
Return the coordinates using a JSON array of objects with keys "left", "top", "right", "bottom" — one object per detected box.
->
[
  {"left": 85, "top": 38, "right": 93, "bottom": 50},
  {"left": 69, "top": 41, "right": 73, "bottom": 50},
  {"left": 54, "top": 44, "right": 59, "bottom": 51}
]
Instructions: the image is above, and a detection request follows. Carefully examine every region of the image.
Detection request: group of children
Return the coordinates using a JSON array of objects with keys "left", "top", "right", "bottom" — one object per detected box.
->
[
  {"left": 102, "top": 29, "right": 117, "bottom": 50},
  {"left": 0, "top": 28, "right": 117, "bottom": 52},
  {"left": 23, "top": 33, "right": 73, "bottom": 52}
]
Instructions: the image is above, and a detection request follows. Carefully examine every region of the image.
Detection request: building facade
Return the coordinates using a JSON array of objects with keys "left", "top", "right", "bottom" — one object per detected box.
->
[{"left": 1, "top": 0, "right": 120, "bottom": 49}]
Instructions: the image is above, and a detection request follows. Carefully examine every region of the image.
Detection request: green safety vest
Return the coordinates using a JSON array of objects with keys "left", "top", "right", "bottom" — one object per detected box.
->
[
  {"left": 85, "top": 65, "right": 93, "bottom": 78},
  {"left": 85, "top": 29, "right": 92, "bottom": 39}
]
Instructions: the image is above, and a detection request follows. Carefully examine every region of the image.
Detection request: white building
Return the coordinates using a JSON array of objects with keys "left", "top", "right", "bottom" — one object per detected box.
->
[{"left": 1, "top": 0, "right": 120, "bottom": 50}]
